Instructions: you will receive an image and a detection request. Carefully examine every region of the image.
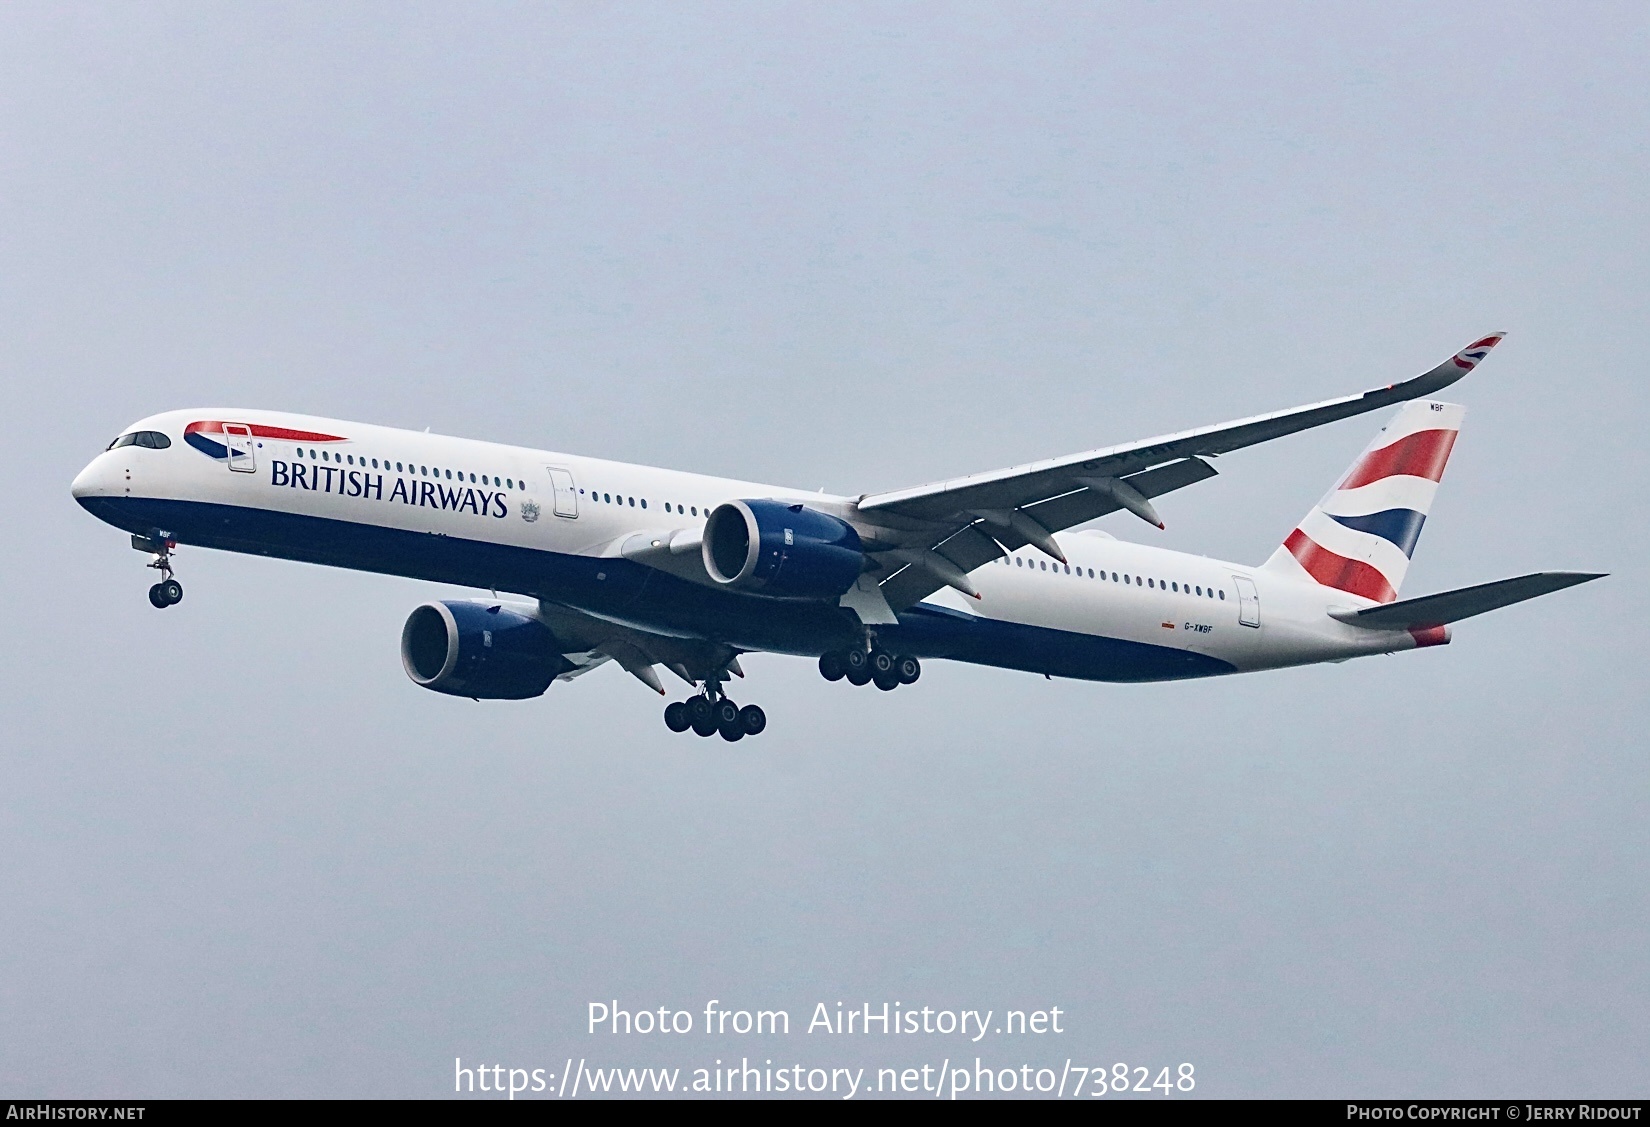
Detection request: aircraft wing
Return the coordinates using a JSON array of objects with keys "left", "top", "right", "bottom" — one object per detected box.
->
[
  {"left": 538, "top": 600, "right": 742, "bottom": 694},
  {"left": 852, "top": 335, "right": 1506, "bottom": 613}
]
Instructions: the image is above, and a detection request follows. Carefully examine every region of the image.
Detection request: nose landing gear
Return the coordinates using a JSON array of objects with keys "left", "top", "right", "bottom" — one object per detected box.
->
[
  {"left": 135, "top": 533, "right": 183, "bottom": 608},
  {"left": 662, "top": 671, "right": 767, "bottom": 742}
]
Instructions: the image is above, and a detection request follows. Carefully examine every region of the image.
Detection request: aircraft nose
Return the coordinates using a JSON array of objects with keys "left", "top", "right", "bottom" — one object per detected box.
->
[{"left": 71, "top": 456, "right": 113, "bottom": 504}]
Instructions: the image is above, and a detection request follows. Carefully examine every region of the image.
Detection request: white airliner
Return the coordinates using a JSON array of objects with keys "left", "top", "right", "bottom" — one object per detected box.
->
[{"left": 72, "top": 334, "right": 1600, "bottom": 739}]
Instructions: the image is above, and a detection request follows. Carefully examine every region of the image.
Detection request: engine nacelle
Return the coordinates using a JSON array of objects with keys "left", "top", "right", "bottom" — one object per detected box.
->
[
  {"left": 400, "top": 601, "right": 573, "bottom": 700},
  {"left": 702, "top": 499, "right": 864, "bottom": 600}
]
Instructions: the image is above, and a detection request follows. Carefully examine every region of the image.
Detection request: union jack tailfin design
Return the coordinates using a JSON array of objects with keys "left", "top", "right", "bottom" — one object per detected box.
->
[{"left": 1261, "top": 398, "right": 1466, "bottom": 603}]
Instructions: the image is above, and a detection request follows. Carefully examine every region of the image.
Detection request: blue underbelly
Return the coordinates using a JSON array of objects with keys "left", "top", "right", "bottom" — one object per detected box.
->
[{"left": 79, "top": 496, "right": 1235, "bottom": 682}]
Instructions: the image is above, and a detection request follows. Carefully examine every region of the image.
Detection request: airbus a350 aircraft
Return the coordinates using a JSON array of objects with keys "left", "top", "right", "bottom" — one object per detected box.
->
[{"left": 72, "top": 334, "right": 1601, "bottom": 740}]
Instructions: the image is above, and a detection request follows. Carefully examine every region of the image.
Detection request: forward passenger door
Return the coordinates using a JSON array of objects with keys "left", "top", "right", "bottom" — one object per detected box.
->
[
  {"left": 223, "top": 423, "right": 256, "bottom": 473},
  {"left": 547, "top": 467, "right": 579, "bottom": 518}
]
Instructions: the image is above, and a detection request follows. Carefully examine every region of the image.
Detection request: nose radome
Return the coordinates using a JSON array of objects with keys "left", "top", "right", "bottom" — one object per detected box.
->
[{"left": 71, "top": 457, "right": 111, "bottom": 503}]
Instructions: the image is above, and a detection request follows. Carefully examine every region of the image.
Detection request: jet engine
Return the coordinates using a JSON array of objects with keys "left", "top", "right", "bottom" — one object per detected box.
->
[
  {"left": 400, "top": 601, "right": 574, "bottom": 700},
  {"left": 702, "top": 500, "right": 864, "bottom": 600}
]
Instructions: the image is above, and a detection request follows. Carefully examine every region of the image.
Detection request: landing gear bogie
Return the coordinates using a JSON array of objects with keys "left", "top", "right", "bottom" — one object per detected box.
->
[
  {"left": 665, "top": 683, "right": 768, "bottom": 742},
  {"left": 820, "top": 647, "right": 920, "bottom": 692}
]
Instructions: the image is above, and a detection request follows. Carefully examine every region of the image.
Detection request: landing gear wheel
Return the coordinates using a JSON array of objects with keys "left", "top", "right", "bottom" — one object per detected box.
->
[
  {"left": 873, "top": 671, "right": 900, "bottom": 691},
  {"left": 160, "top": 579, "right": 183, "bottom": 605},
  {"left": 870, "top": 649, "right": 896, "bottom": 678},
  {"left": 664, "top": 701, "right": 691, "bottom": 732},
  {"left": 818, "top": 651, "right": 846, "bottom": 682},
  {"left": 739, "top": 704, "right": 766, "bottom": 736},
  {"left": 148, "top": 584, "right": 168, "bottom": 609},
  {"left": 843, "top": 648, "right": 871, "bottom": 686},
  {"left": 712, "top": 699, "right": 743, "bottom": 741},
  {"left": 896, "top": 655, "right": 921, "bottom": 684},
  {"left": 688, "top": 697, "right": 717, "bottom": 737}
]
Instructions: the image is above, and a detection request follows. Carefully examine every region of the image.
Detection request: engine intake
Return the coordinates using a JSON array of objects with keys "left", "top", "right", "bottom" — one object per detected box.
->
[
  {"left": 703, "top": 499, "right": 864, "bottom": 600},
  {"left": 400, "top": 601, "right": 573, "bottom": 700}
]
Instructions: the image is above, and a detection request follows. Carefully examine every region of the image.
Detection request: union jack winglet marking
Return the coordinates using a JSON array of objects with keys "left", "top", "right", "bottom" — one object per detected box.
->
[{"left": 1450, "top": 333, "right": 1504, "bottom": 370}]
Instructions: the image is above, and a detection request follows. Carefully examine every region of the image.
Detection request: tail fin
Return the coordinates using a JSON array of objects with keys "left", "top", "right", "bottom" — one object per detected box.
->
[{"left": 1261, "top": 399, "right": 1465, "bottom": 604}]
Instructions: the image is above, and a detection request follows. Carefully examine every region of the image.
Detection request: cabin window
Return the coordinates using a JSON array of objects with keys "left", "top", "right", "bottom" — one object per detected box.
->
[
  {"left": 1219, "top": 590, "right": 1226, "bottom": 599},
  {"left": 640, "top": 499, "right": 647, "bottom": 509}
]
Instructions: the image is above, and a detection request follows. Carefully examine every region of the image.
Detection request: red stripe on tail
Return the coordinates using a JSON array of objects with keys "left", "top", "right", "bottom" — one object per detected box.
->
[
  {"left": 1283, "top": 529, "right": 1398, "bottom": 603},
  {"left": 1340, "top": 428, "right": 1458, "bottom": 490}
]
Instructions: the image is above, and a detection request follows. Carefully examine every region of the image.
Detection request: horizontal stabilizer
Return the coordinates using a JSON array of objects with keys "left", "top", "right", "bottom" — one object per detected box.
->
[{"left": 1331, "top": 571, "right": 1605, "bottom": 630}]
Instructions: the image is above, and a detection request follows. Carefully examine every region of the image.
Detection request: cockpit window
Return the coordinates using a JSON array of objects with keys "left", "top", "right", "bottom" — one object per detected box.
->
[{"left": 106, "top": 430, "right": 172, "bottom": 451}]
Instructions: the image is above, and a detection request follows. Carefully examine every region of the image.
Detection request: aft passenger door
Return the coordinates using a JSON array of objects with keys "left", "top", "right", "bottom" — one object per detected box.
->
[
  {"left": 223, "top": 423, "right": 256, "bottom": 473},
  {"left": 1232, "top": 575, "right": 1260, "bottom": 628},
  {"left": 546, "top": 467, "right": 578, "bottom": 518}
]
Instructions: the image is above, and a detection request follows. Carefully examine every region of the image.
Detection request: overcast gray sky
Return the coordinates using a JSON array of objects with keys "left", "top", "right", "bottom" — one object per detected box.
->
[{"left": 1, "top": 1, "right": 1644, "bottom": 1098}]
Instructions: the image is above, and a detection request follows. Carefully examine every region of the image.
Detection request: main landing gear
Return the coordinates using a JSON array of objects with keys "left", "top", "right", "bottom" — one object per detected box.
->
[
  {"left": 662, "top": 676, "right": 767, "bottom": 743},
  {"left": 136, "top": 533, "right": 184, "bottom": 609},
  {"left": 818, "top": 647, "right": 920, "bottom": 692}
]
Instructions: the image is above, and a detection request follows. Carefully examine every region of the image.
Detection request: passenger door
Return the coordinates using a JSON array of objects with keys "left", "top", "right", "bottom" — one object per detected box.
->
[
  {"left": 547, "top": 467, "right": 579, "bottom": 518},
  {"left": 1232, "top": 575, "right": 1260, "bottom": 628},
  {"left": 223, "top": 423, "right": 256, "bottom": 473}
]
